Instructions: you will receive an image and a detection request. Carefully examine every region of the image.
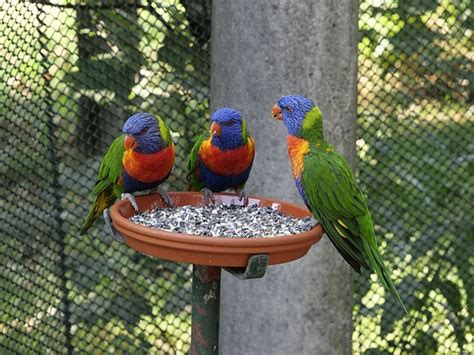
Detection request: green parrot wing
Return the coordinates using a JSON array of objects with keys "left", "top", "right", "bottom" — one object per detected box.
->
[
  {"left": 80, "top": 135, "right": 125, "bottom": 234},
  {"left": 187, "top": 131, "right": 209, "bottom": 190},
  {"left": 302, "top": 149, "right": 367, "bottom": 216},
  {"left": 302, "top": 147, "right": 407, "bottom": 312},
  {"left": 301, "top": 148, "right": 370, "bottom": 270}
]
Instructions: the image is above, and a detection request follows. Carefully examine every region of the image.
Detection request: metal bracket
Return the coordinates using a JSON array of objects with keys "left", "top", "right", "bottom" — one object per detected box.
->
[
  {"left": 103, "top": 208, "right": 124, "bottom": 243},
  {"left": 224, "top": 254, "right": 269, "bottom": 280}
]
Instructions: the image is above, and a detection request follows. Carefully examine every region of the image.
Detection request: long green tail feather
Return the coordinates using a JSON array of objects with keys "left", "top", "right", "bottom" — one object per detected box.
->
[
  {"left": 79, "top": 196, "right": 99, "bottom": 235},
  {"left": 358, "top": 218, "right": 408, "bottom": 314},
  {"left": 79, "top": 189, "right": 116, "bottom": 235}
]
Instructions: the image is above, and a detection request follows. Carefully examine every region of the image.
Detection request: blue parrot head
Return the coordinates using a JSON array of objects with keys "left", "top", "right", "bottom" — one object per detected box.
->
[
  {"left": 273, "top": 95, "right": 315, "bottom": 136},
  {"left": 210, "top": 108, "right": 245, "bottom": 150},
  {"left": 123, "top": 112, "right": 162, "bottom": 153}
]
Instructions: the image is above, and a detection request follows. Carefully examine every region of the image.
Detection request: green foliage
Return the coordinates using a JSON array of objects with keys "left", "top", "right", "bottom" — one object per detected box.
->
[
  {"left": 355, "top": 1, "right": 473, "bottom": 351},
  {"left": 354, "top": 105, "right": 473, "bottom": 352},
  {"left": 359, "top": 0, "right": 472, "bottom": 105}
]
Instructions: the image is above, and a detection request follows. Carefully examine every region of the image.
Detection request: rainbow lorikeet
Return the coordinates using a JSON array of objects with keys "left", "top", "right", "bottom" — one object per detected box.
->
[
  {"left": 79, "top": 112, "right": 175, "bottom": 235},
  {"left": 187, "top": 108, "right": 255, "bottom": 204},
  {"left": 272, "top": 95, "right": 407, "bottom": 312}
]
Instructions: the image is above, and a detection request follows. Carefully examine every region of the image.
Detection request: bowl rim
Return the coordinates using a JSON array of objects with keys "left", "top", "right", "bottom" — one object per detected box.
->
[{"left": 110, "top": 191, "right": 324, "bottom": 247}]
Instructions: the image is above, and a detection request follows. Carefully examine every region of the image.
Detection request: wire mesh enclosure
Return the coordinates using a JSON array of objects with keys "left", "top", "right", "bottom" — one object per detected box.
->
[
  {"left": 1, "top": 0, "right": 210, "bottom": 353},
  {"left": 1, "top": 0, "right": 472, "bottom": 354},
  {"left": 354, "top": 1, "right": 472, "bottom": 353}
]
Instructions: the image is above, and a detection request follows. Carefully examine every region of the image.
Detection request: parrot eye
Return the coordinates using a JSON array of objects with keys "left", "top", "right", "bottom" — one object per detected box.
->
[
  {"left": 138, "top": 127, "right": 148, "bottom": 136},
  {"left": 286, "top": 106, "right": 293, "bottom": 113},
  {"left": 222, "top": 121, "right": 233, "bottom": 126}
]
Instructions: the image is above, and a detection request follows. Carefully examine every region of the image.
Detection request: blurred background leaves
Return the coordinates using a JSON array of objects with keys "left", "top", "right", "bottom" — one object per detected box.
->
[{"left": 355, "top": 0, "right": 472, "bottom": 353}]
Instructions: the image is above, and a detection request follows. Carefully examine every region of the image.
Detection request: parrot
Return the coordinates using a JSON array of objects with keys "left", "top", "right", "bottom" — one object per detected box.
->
[
  {"left": 272, "top": 95, "right": 407, "bottom": 313},
  {"left": 187, "top": 108, "right": 255, "bottom": 204},
  {"left": 79, "top": 112, "right": 175, "bottom": 235}
]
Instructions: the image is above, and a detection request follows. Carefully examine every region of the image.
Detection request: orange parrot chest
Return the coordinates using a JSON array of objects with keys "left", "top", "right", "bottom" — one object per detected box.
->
[
  {"left": 122, "top": 145, "right": 175, "bottom": 183},
  {"left": 287, "top": 135, "right": 309, "bottom": 179},
  {"left": 199, "top": 138, "right": 255, "bottom": 176}
]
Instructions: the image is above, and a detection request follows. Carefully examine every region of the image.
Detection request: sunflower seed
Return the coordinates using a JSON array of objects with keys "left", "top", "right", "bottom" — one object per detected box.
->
[{"left": 130, "top": 204, "right": 318, "bottom": 238}]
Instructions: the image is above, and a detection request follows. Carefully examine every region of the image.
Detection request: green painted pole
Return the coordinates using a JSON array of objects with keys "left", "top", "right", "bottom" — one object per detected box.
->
[{"left": 191, "top": 265, "right": 221, "bottom": 355}]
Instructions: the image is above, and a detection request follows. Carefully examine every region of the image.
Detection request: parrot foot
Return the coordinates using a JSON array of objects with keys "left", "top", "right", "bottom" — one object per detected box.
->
[
  {"left": 156, "top": 187, "right": 174, "bottom": 208},
  {"left": 103, "top": 208, "right": 124, "bottom": 243},
  {"left": 238, "top": 190, "right": 249, "bottom": 206},
  {"left": 121, "top": 193, "right": 139, "bottom": 212},
  {"left": 203, "top": 188, "right": 216, "bottom": 205}
]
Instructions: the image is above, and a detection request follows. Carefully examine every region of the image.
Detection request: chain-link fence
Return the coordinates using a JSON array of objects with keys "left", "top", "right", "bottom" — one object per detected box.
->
[
  {"left": 1, "top": 0, "right": 210, "bottom": 353},
  {"left": 354, "top": 0, "right": 472, "bottom": 353},
  {"left": 1, "top": 0, "right": 472, "bottom": 354}
]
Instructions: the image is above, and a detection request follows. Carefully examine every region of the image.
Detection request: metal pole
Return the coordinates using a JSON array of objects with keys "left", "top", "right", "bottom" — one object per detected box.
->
[{"left": 191, "top": 265, "right": 221, "bottom": 355}]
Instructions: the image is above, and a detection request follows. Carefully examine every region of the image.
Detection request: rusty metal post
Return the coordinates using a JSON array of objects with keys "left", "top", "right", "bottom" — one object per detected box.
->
[{"left": 191, "top": 265, "right": 221, "bottom": 355}]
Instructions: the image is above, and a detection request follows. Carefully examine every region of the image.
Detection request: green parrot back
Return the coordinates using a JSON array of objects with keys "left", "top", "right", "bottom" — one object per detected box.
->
[{"left": 79, "top": 135, "right": 125, "bottom": 235}]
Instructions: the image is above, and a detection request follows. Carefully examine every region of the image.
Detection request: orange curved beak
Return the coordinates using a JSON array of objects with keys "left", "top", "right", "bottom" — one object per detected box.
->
[
  {"left": 124, "top": 135, "right": 137, "bottom": 150},
  {"left": 210, "top": 121, "right": 221, "bottom": 137},
  {"left": 272, "top": 105, "right": 282, "bottom": 120}
]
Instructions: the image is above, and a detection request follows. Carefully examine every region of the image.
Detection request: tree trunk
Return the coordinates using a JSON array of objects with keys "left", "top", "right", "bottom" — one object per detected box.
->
[{"left": 211, "top": 1, "right": 358, "bottom": 354}]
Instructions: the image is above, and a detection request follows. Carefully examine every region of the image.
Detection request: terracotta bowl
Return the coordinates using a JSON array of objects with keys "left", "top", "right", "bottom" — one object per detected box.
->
[{"left": 110, "top": 192, "right": 324, "bottom": 267}]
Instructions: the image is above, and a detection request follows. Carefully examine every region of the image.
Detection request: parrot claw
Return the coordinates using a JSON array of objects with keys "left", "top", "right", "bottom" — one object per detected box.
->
[
  {"left": 203, "top": 188, "right": 216, "bottom": 205},
  {"left": 103, "top": 208, "right": 124, "bottom": 243},
  {"left": 238, "top": 190, "right": 249, "bottom": 206},
  {"left": 156, "top": 187, "right": 174, "bottom": 208},
  {"left": 121, "top": 193, "right": 139, "bottom": 212}
]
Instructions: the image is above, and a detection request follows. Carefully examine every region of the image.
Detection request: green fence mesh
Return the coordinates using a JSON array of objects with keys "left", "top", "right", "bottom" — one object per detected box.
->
[
  {"left": 354, "top": 1, "right": 472, "bottom": 353},
  {"left": 0, "top": 0, "right": 471, "bottom": 354}
]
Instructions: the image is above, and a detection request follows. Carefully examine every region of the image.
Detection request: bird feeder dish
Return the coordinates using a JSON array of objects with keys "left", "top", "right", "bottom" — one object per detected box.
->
[
  {"left": 108, "top": 192, "right": 323, "bottom": 355},
  {"left": 109, "top": 192, "right": 324, "bottom": 267}
]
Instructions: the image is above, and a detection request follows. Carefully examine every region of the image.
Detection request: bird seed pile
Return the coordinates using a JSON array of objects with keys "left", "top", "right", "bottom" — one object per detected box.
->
[{"left": 130, "top": 204, "right": 317, "bottom": 238}]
